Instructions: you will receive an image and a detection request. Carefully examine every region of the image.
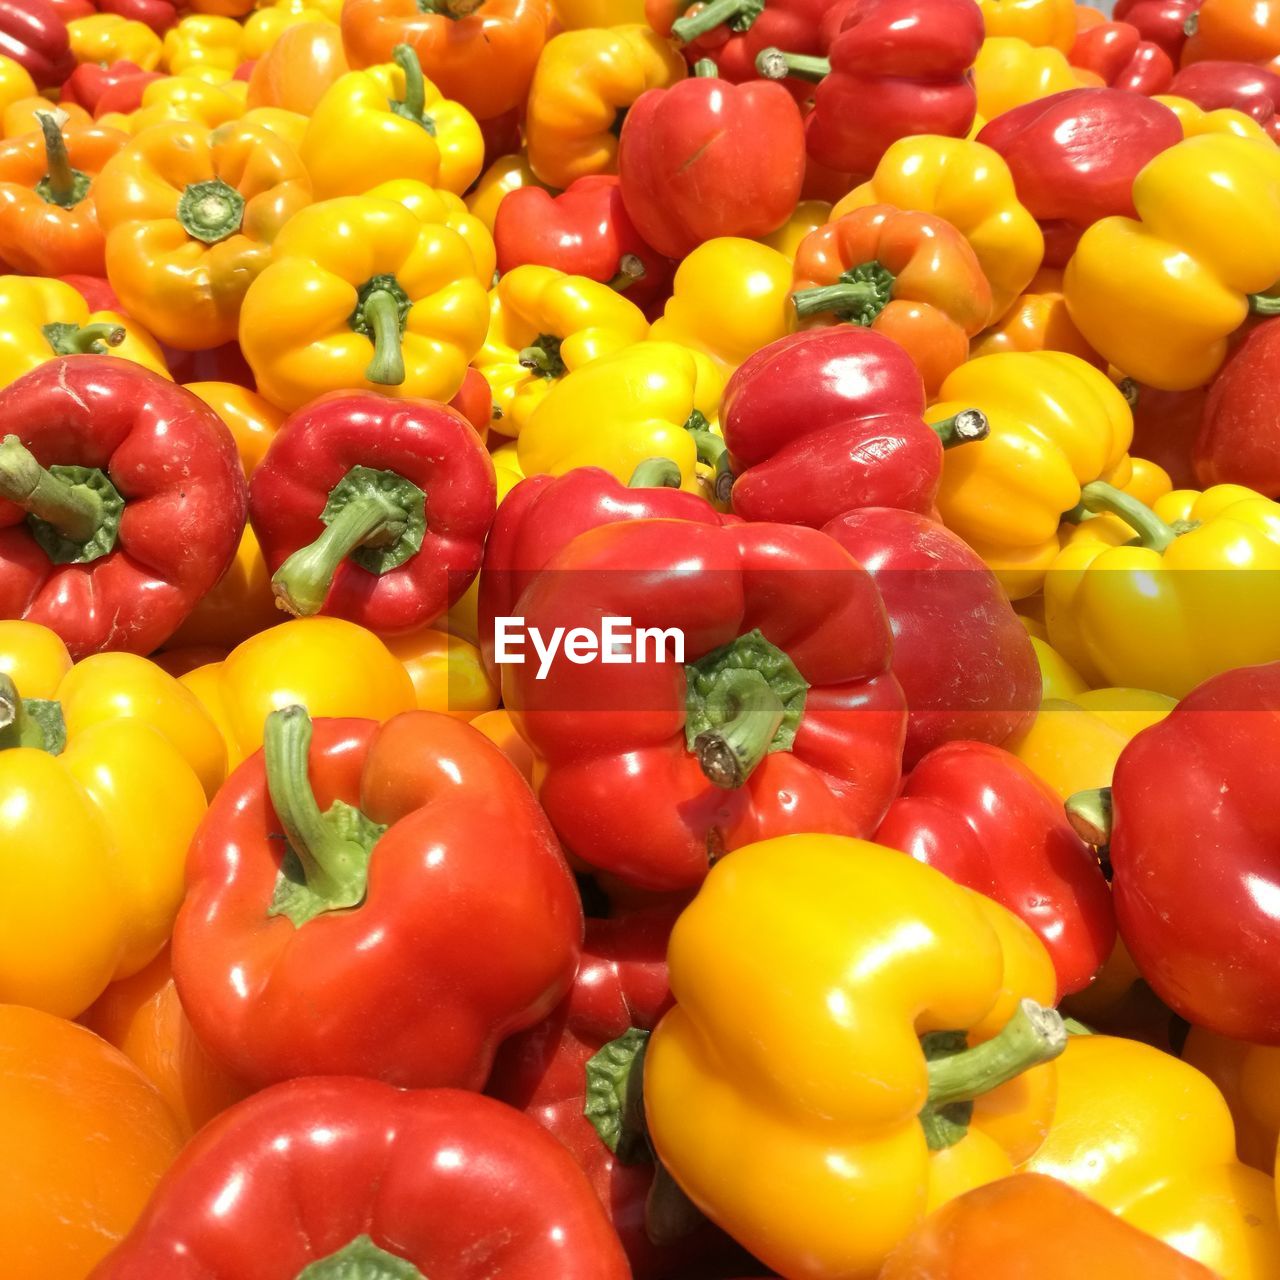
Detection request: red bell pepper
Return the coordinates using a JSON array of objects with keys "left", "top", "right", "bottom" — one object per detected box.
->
[
  {"left": 1070, "top": 20, "right": 1174, "bottom": 94},
  {"left": 0, "top": 357, "right": 246, "bottom": 659},
  {"left": 160, "top": 341, "right": 255, "bottom": 389},
  {"left": 506, "top": 519, "right": 908, "bottom": 892},
  {"left": 1195, "top": 319, "right": 1280, "bottom": 496},
  {"left": 46, "top": 0, "right": 94, "bottom": 20},
  {"left": 489, "top": 906, "right": 753, "bottom": 1279},
  {"left": 756, "top": 0, "right": 983, "bottom": 178},
  {"left": 478, "top": 464, "right": 729, "bottom": 678},
  {"left": 1069, "top": 662, "right": 1280, "bottom": 1042},
  {"left": 98, "top": 0, "right": 178, "bottom": 35},
  {"left": 91, "top": 1078, "right": 631, "bottom": 1279},
  {"left": 1128, "top": 381, "right": 1201, "bottom": 489},
  {"left": 61, "top": 60, "right": 149, "bottom": 115},
  {"left": 721, "top": 327, "right": 987, "bottom": 529},
  {"left": 823, "top": 506, "right": 1040, "bottom": 766},
  {"left": 494, "top": 175, "right": 674, "bottom": 315},
  {"left": 59, "top": 273, "right": 122, "bottom": 312},
  {"left": 93, "top": 67, "right": 165, "bottom": 118},
  {"left": 172, "top": 708, "right": 583, "bottom": 1089},
  {"left": 0, "top": 0, "right": 74, "bottom": 88},
  {"left": 249, "top": 393, "right": 496, "bottom": 634},
  {"left": 448, "top": 365, "right": 493, "bottom": 444},
  {"left": 977, "top": 88, "right": 1183, "bottom": 268},
  {"left": 1168, "top": 61, "right": 1280, "bottom": 142},
  {"left": 617, "top": 61, "right": 806, "bottom": 261},
  {"left": 1113, "top": 0, "right": 1195, "bottom": 63},
  {"left": 876, "top": 741, "right": 1115, "bottom": 996}
]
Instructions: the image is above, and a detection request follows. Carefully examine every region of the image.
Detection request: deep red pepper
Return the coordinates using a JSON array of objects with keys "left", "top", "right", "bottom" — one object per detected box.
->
[
  {"left": 1070, "top": 20, "right": 1174, "bottom": 94},
  {"left": 721, "top": 327, "right": 987, "bottom": 529},
  {"left": 249, "top": 393, "right": 496, "bottom": 634},
  {"left": 91, "top": 1078, "right": 630, "bottom": 1279},
  {"left": 159, "top": 340, "right": 255, "bottom": 389},
  {"left": 756, "top": 0, "right": 983, "bottom": 178},
  {"left": 1168, "top": 61, "right": 1280, "bottom": 142},
  {"left": 60, "top": 60, "right": 152, "bottom": 115},
  {"left": 0, "top": 0, "right": 74, "bottom": 88},
  {"left": 1113, "top": 0, "right": 1195, "bottom": 63},
  {"left": 617, "top": 63, "right": 806, "bottom": 261},
  {"left": 172, "top": 709, "right": 584, "bottom": 1089},
  {"left": 93, "top": 67, "right": 165, "bottom": 117},
  {"left": 98, "top": 0, "right": 178, "bottom": 35},
  {"left": 876, "top": 741, "right": 1115, "bottom": 997},
  {"left": 58, "top": 273, "right": 122, "bottom": 312},
  {"left": 477, "top": 106, "right": 523, "bottom": 170},
  {"left": 494, "top": 176, "right": 675, "bottom": 314},
  {"left": 506, "top": 518, "right": 907, "bottom": 892},
  {"left": 447, "top": 365, "right": 493, "bottom": 444},
  {"left": 977, "top": 88, "right": 1183, "bottom": 268},
  {"left": 0, "top": 357, "right": 246, "bottom": 659},
  {"left": 823, "top": 507, "right": 1039, "bottom": 766},
  {"left": 1128, "top": 381, "right": 1202, "bottom": 489}
]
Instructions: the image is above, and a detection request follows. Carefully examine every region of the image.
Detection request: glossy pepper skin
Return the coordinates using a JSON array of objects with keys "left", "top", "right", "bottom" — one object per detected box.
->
[
  {"left": 971, "top": 35, "right": 1096, "bottom": 122},
  {"left": 1195, "top": 319, "right": 1280, "bottom": 495},
  {"left": 977, "top": 0, "right": 1077, "bottom": 51},
  {"left": 239, "top": 196, "right": 489, "bottom": 412},
  {"left": 99, "top": 0, "right": 177, "bottom": 36},
  {"left": 0, "top": 358, "right": 247, "bottom": 658},
  {"left": 525, "top": 25, "right": 687, "bottom": 190},
  {"left": 876, "top": 741, "right": 1114, "bottom": 996},
  {"left": 970, "top": 265, "right": 1100, "bottom": 363},
  {"left": 1065, "top": 133, "right": 1280, "bottom": 391},
  {"left": 0, "top": 1, "right": 74, "bottom": 87},
  {"left": 978, "top": 88, "right": 1183, "bottom": 268},
  {"left": 341, "top": 0, "right": 552, "bottom": 122},
  {"left": 645, "top": 834, "right": 1065, "bottom": 1280},
  {"left": 92, "top": 1079, "right": 631, "bottom": 1280},
  {"left": 494, "top": 175, "right": 674, "bottom": 315},
  {"left": 1115, "top": 0, "right": 1195, "bottom": 62},
  {"left": 94, "top": 119, "right": 311, "bottom": 351},
  {"left": 722, "top": 327, "right": 985, "bottom": 529},
  {"left": 617, "top": 68, "right": 805, "bottom": 261},
  {"left": 1169, "top": 61, "right": 1280, "bottom": 142},
  {"left": 1027, "top": 1034, "right": 1280, "bottom": 1276},
  {"left": 249, "top": 394, "right": 496, "bottom": 634},
  {"left": 1070, "top": 19, "right": 1175, "bottom": 94},
  {"left": 60, "top": 58, "right": 149, "bottom": 114},
  {"left": 507, "top": 520, "right": 907, "bottom": 892},
  {"left": 173, "top": 708, "right": 582, "bottom": 1090},
  {"left": 823, "top": 507, "right": 1039, "bottom": 765},
  {"left": 1183, "top": 1026, "right": 1280, "bottom": 1173},
  {"left": 791, "top": 205, "right": 994, "bottom": 395},
  {"left": 1182, "top": 0, "right": 1280, "bottom": 67}
]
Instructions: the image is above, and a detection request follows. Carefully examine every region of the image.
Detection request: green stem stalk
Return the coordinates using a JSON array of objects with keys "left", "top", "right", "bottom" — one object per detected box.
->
[
  {"left": 0, "top": 435, "right": 101, "bottom": 543},
  {"left": 756, "top": 46, "right": 829, "bottom": 81}
]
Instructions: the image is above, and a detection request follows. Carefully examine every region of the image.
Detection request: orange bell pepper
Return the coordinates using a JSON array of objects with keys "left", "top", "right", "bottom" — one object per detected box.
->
[
  {"left": 94, "top": 118, "right": 311, "bottom": 350},
  {"left": 1183, "top": 1026, "right": 1280, "bottom": 1173},
  {"left": 340, "top": 0, "right": 552, "bottom": 121},
  {"left": 381, "top": 627, "right": 499, "bottom": 720},
  {"left": 187, "top": 0, "right": 255, "bottom": 14},
  {"left": 971, "top": 266, "right": 1102, "bottom": 364},
  {"left": 245, "top": 20, "right": 348, "bottom": 114},
  {"left": 4, "top": 99, "right": 91, "bottom": 141},
  {"left": 1183, "top": 0, "right": 1280, "bottom": 66},
  {"left": 791, "top": 204, "right": 995, "bottom": 395},
  {"left": 470, "top": 707, "right": 534, "bottom": 781}
]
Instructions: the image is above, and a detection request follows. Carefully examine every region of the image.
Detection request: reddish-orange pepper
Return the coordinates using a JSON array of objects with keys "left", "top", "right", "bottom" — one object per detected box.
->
[
  {"left": 1183, "top": 0, "right": 1280, "bottom": 67},
  {"left": 245, "top": 20, "right": 347, "bottom": 115},
  {"left": 971, "top": 266, "right": 1102, "bottom": 364}
]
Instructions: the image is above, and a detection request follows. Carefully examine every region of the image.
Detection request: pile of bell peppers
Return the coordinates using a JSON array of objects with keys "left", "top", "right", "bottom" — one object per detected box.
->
[{"left": 1, "top": 1, "right": 1280, "bottom": 1278}]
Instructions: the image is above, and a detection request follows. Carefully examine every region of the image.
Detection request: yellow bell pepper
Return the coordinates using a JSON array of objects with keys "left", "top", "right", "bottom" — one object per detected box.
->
[
  {"left": 1045, "top": 482, "right": 1280, "bottom": 697},
  {"left": 239, "top": 194, "right": 489, "bottom": 412},
  {"left": 525, "top": 25, "right": 686, "bottom": 189},
  {"left": 973, "top": 36, "right": 1098, "bottom": 120},
  {"left": 1064, "top": 134, "right": 1280, "bottom": 391},
  {"left": 381, "top": 628, "right": 499, "bottom": 720},
  {"left": 1027, "top": 1034, "right": 1280, "bottom": 1277},
  {"left": 95, "top": 118, "right": 311, "bottom": 350},
  {"left": 0, "top": 55, "right": 34, "bottom": 121},
  {"left": 927, "top": 350, "right": 1134, "bottom": 599},
  {"left": 1155, "top": 94, "right": 1276, "bottom": 144},
  {"left": 553, "top": 0, "right": 647, "bottom": 24},
  {"left": 833, "top": 137, "right": 1044, "bottom": 319},
  {"left": 98, "top": 76, "right": 247, "bottom": 136},
  {"left": 179, "top": 617, "right": 416, "bottom": 769},
  {"left": 162, "top": 14, "right": 245, "bottom": 81},
  {"left": 1183, "top": 1026, "right": 1280, "bottom": 1173},
  {"left": 365, "top": 179, "right": 496, "bottom": 286},
  {"left": 68, "top": 15, "right": 163, "bottom": 72},
  {"left": 301, "top": 45, "right": 483, "bottom": 200},
  {"left": 0, "top": 621, "right": 218, "bottom": 1019},
  {"left": 237, "top": 105, "right": 308, "bottom": 152},
  {"left": 0, "top": 275, "right": 169, "bottom": 388},
  {"left": 650, "top": 237, "right": 793, "bottom": 378},
  {"left": 977, "top": 0, "right": 1078, "bottom": 51},
  {"left": 1121, "top": 453, "right": 1174, "bottom": 506},
  {"left": 466, "top": 153, "right": 547, "bottom": 234},
  {"left": 643, "top": 834, "right": 1064, "bottom": 1280},
  {"left": 475, "top": 263, "right": 649, "bottom": 440},
  {"left": 518, "top": 340, "right": 725, "bottom": 493},
  {"left": 1028, "top": 631, "right": 1090, "bottom": 700},
  {"left": 757, "top": 198, "right": 832, "bottom": 258},
  {"left": 241, "top": 5, "right": 334, "bottom": 62}
]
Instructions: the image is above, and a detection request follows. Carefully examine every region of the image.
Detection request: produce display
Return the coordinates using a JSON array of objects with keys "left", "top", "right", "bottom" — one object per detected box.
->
[{"left": 4, "top": 0, "right": 1280, "bottom": 1277}]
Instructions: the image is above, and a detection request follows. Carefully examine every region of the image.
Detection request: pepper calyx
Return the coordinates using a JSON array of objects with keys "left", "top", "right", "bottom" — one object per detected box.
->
[
  {"left": 295, "top": 1234, "right": 427, "bottom": 1280},
  {"left": 0, "top": 675, "right": 66, "bottom": 754},
  {"left": 176, "top": 178, "right": 246, "bottom": 245},
  {"left": 350, "top": 274, "right": 412, "bottom": 386},
  {"left": 792, "top": 260, "right": 896, "bottom": 325},
  {"left": 584, "top": 1026, "right": 652, "bottom": 1165}
]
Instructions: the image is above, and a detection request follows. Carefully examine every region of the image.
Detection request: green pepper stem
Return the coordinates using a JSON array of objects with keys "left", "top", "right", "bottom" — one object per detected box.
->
[
  {"left": 420, "top": 0, "right": 482, "bottom": 14},
  {"left": 36, "top": 112, "right": 79, "bottom": 208},
  {"left": 756, "top": 46, "right": 829, "bottom": 81},
  {"left": 0, "top": 674, "right": 38, "bottom": 751},
  {"left": 673, "top": 0, "right": 765, "bottom": 42},
  {"left": 929, "top": 408, "right": 989, "bottom": 449},
  {"left": 59, "top": 323, "right": 126, "bottom": 356},
  {"left": 362, "top": 288, "right": 407, "bottom": 386},
  {"left": 1183, "top": 11, "right": 1198, "bottom": 35},
  {"left": 1065, "top": 787, "right": 1113, "bottom": 847},
  {"left": 607, "top": 254, "right": 647, "bottom": 292},
  {"left": 1250, "top": 293, "right": 1280, "bottom": 316},
  {"left": 517, "top": 332, "right": 567, "bottom": 379},
  {"left": 0, "top": 435, "right": 102, "bottom": 543},
  {"left": 692, "top": 57, "right": 719, "bottom": 77},
  {"left": 629, "top": 458, "right": 683, "bottom": 489},
  {"left": 392, "top": 43, "right": 426, "bottom": 120},
  {"left": 693, "top": 669, "right": 786, "bottom": 789},
  {"left": 272, "top": 493, "right": 410, "bottom": 617},
  {"left": 1064, "top": 481, "right": 1179, "bottom": 552},
  {"left": 792, "top": 280, "right": 884, "bottom": 322}
]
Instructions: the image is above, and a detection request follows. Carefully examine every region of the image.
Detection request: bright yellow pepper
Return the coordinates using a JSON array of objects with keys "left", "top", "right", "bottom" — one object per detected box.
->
[
  {"left": 241, "top": 5, "right": 335, "bottom": 61},
  {"left": 178, "top": 617, "right": 416, "bottom": 769},
  {"left": 757, "top": 199, "right": 832, "bottom": 258},
  {"left": 475, "top": 264, "right": 649, "bottom": 440},
  {"left": 977, "top": 0, "right": 1078, "bottom": 50},
  {"left": 643, "top": 834, "right": 1063, "bottom": 1280},
  {"left": 525, "top": 25, "right": 686, "bottom": 189},
  {"left": 0, "top": 275, "right": 169, "bottom": 388},
  {"left": 0, "top": 622, "right": 218, "bottom": 1019},
  {"left": 1182, "top": 1027, "right": 1280, "bottom": 1174},
  {"left": 1121, "top": 453, "right": 1174, "bottom": 506},
  {"left": 973, "top": 36, "right": 1098, "bottom": 119},
  {"left": 927, "top": 350, "right": 1134, "bottom": 599},
  {"left": 365, "top": 179, "right": 495, "bottom": 286},
  {"left": 553, "top": 0, "right": 647, "bottom": 24},
  {"left": 466, "top": 153, "right": 547, "bottom": 233},
  {"left": 301, "top": 45, "right": 483, "bottom": 200},
  {"left": 1028, "top": 630, "right": 1090, "bottom": 700},
  {"left": 1064, "top": 134, "right": 1280, "bottom": 391},
  {"left": 98, "top": 76, "right": 247, "bottom": 136},
  {"left": 519, "top": 340, "right": 725, "bottom": 493},
  {"left": 162, "top": 15, "right": 245, "bottom": 81},
  {"left": 1045, "top": 482, "right": 1280, "bottom": 697},
  {"left": 650, "top": 238, "right": 793, "bottom": 378},
  {"left": 1027, "top": 1034, "right": 1280, "bottom": 1277},
  {"left": 95, "top": 118, "right": 310, "bottom": 350},
  {"left": 833, "top": 137, "right": 1044, "bottom": 319},
  {"left": 0, "top": 55, "right": 34, "bottom": 121},
  {"left": 237, "top": 104, "right": 308, "bottom": 152},
  {"left": 381, "top": 628, "right": 499, "bottom": 720},
  {"left": 239, "top": 194, "right": 489, "bottom": 412},
  {"left": 68, "top": 15, "right": 163, "bottom": 72},
  {"left": 1155, "top": 94, "right": 1276, "bottom": 144}
]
